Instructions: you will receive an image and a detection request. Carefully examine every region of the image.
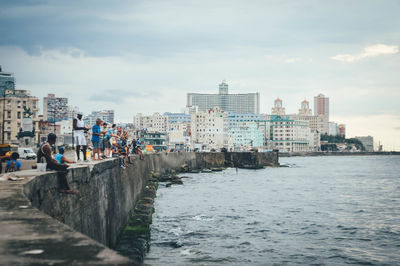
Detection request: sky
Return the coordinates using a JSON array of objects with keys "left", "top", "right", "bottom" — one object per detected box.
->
[{"left": 0, "top": 0, "right": 399, "bottom": 150}]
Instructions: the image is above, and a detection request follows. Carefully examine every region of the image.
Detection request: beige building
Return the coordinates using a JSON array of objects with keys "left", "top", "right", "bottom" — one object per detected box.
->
[
  {"left": 133, "top": 112, "right": 167, "bottom": 132},
  {"left": 191, "top": 107, "right": 229, "bottom": 151},
  {"left": 0, "top": 89, "right": 39, "bottom": 144}
]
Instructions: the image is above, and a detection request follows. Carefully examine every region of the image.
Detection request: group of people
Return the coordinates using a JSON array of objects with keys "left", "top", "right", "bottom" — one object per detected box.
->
[
  {"left": 74, "top": 113, "right": 144, "bottom": 168},
  {"left": 1, "top": 113, "right": 144, "bottom": 194}
]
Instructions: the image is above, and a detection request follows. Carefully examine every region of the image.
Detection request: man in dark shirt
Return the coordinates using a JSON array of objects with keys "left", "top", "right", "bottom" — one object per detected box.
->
[{"left": 37, "top": 133, "right": 76, "bottom": 194}]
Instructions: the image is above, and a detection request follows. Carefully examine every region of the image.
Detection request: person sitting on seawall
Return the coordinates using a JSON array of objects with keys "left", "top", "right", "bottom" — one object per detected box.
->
[
  {"left": 55, "top": 147, "right": 76, "bottom": 165},
  {"left": 37, "top": 133, "right": 77, "bottom": 194},
  {"left": 5, "top": 152, "right": 22, "bottom": 172}
]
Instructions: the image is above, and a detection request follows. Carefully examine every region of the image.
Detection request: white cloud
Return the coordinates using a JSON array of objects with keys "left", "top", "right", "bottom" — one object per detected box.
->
[{"left": 331, "top": 44, "right": 399, "bottom": 62}]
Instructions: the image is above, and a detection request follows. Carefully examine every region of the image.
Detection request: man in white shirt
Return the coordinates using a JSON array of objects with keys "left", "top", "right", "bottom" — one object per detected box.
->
[{"left": 73, "top": 112, "right": 89, "bottom": 161}]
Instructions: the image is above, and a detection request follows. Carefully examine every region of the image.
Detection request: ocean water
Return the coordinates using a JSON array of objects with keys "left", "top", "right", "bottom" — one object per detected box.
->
[{"left": 145, "top": 155, "right": 400, "bottom": 265}]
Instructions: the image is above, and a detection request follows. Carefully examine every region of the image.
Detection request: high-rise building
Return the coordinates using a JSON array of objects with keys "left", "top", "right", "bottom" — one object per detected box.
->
[
  {"left": 271, "top": 98, "right": 286, "bottom": 115},
  {"left": 314, "top": 93, "right": 329, "bottom": 131},
  {"left": 0, "top": 66, "right": 15, "bottom": 96},
  {"left": 187, "top": 81, "right": 260, "bottom": 114},
  {"left": 0, "top": 89, "right": 39, "bottom": 144},
  {"left": 43, "top": 94, "right": 68, "bottom": 122}
]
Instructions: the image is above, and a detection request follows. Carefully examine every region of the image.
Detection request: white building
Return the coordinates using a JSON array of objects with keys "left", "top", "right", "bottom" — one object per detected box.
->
[
  {"left": 268, "top": 116, "right": 312, "bottom": 152},
  {"left": 168, "top": 122, "right": 191, "bottom": 150},
  {"left": 329, "top": 122, "right": 338, "bottom": 136},
  {"left": 191, "top": 107, "right": 229, "bottom": 151},
  {"left": 133, "top": 112, "right": 167, "bottom": 132}
]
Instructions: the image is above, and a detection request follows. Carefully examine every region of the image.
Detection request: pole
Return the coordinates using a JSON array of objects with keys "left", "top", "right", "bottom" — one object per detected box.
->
[{"left": 2, "top": 88, "right": 6, "bottom": 144}]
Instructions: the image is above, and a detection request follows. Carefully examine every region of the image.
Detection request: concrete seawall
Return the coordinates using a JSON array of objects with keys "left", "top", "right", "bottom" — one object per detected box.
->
[{"left": 0, "top": 152, "right": 278, "bottom": 264}]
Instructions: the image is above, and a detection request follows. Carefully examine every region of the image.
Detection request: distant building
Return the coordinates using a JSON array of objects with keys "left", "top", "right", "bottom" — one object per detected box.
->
[
  {"left": 168, "top": 122, "right": 191, "bottom": 151},
  {"left": 338, "top": 124, "right": 346, "bottom": 137},
  {"left": 268, "top": 115, "right": 315, "bottom": 152},
  {"left": 299, "top": 100, "right": 312, "bottom": 116},
  {"left": 329, "top": 122, "right": 338, "bottom": 136},
  {"left": 133, "top": 112, "right": 167, "bottom": 132},
  {"left": 43, "top": 93, "right": 69, "bottom": 122},
  {"left": 0, "top": 66, "right": 15, "bottom": 95},
  {"left": 138, "top": 131, "right": 168, "bottom": 152},
  {"left": 228, "top": 113, "right": 267, "bottom": 150},
  {"left": 164, "top": 112, "right": 191, "bottom": 124},
  {"left": 0, "top": 89, "right": 39, "bottom": 144},
  {"left": 187, "top": 80, "right": 260, "bottom": 114},
  {"left": 84, "top": 110, "right": 114, "bottom": 125},
  {"left": 314, "top": 93, "right": 329, "bottom": 132},
  {"left": 271, "top": 98, "right": 286, "bottom": 116},
  {"left": 191, "top": 107, "right": 229, "bottom": 151},
  {"left": 355, "top": 136, "right": 374, "bottom": 152}
]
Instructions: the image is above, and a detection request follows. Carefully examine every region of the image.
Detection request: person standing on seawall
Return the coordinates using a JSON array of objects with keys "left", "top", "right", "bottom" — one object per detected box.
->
[{"left": 73, "top": 112, "right": 89, "bottom": 161}]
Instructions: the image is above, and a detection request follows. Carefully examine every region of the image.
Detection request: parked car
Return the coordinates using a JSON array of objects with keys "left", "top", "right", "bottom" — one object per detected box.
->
[{"left": 18, "top": 148, "right": 36, "bottom": 160}]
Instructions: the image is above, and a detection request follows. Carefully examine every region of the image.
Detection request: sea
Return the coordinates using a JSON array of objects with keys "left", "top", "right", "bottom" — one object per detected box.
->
[{"left": 145, "top": 155, "right": 400, "bottom": 265}]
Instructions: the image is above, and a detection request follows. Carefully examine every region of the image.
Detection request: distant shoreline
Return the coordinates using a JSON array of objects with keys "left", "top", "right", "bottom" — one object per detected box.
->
[{"left": 279, "top": 151, "right": 400, "bottom": 157}]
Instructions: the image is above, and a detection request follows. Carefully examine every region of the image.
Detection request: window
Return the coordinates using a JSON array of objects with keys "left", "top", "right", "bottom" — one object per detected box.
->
[{"left": 17, "top": 112, "right": 21, "bottom": 119}]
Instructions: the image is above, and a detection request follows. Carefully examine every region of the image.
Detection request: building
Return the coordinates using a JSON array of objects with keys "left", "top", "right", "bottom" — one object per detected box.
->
[
  {"left": 138, "top": 131, "right": 168, "bottom": 152},
  {"left": 355, "top": 136, "right": 374, "bottom": 152},
  {"left": 0, "top": 89, "right": 39, "bottom": 144},
  {"left": 268, "top": 115, "right": 313, "bottom": 152},
  {"left": 187, "top": 80, "right": 260, "bottom": 114},
  {"left": 168, "top": 122, "right": 191, "bottom": 151},
  {"left": 67, "top": 106, "right": 80, "bottom": 120},
  {"left": 329, "top": 122, "right": 338, "bottom": 136},
  {"left": 164, "top": 112, "right": 191, "bottom": 125},
  {"left": 228, "top": 113, "right": 267, "bottom": 150},
  {"left": 271, "top": 98, "right": 286, "bottom": 116},
  {"left": 133, "top": 112, "right": 167, "bottom": 132},
  {"left": 0, "top": 66, "right": 15, "bottom": 96},
  {"left": 84, "top": 110, "right": 115, "bottom": 125},
  {"left": 338, "top": 124, "right": 346, "bottom": 137},
  {"left": 314, "top": 93, "right": 329, "bottom": 131},
  {"left": 191, "top": 107, "right": 229, "bottom": 151},
  {"left": 299, "top": 100, "right": 312, "bottom": 116},
  {"left": 43, "top": 94, "right": 69, "bottom": 122}
]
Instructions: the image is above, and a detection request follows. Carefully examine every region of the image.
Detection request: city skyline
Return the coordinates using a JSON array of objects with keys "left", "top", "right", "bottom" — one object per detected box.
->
[{"left": 0, "top": 0, "right": 399, "bottom": 150}]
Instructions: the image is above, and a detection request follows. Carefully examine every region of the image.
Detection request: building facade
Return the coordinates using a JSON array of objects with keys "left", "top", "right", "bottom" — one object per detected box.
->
[
  {"left": 0, "top": 90, "right": 39, "bottom": 144},
  {"left": 191, "top": 107, "right": 229, "bottom": 151},
  {"left": 314, "top": 93, "right": 329, "bottom": 131},
  {"left": 187, "top": 81, "right": 260, "bottom": 114},
  {"left": 338, "top": 124, "right": 346, "bottom": 137},
  {"left": 133, "top": 112, "right": 167, "bottom": 132},
  {"left": 228, "top": 113, "right": 267, "bottom": 150},
  {"left": 43, "top": 94, "right": 69, "bottom": 122},
  {"left": 271, "top": 98, "right": 286, "bottom": 116},
  {"left": 268, "top": 115, "right": 312, "bottom": 152},
  {"left": 84, "top": 110, "right": 115, "bottom": 125},
  {"left": 329, "top": 122, "right": 338, "bottom": 136}
]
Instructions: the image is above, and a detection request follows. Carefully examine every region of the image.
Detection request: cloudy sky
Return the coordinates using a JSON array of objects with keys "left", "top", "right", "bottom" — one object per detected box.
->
[{"left": 1, "top": 0, "right": 399, "bottom": 150}]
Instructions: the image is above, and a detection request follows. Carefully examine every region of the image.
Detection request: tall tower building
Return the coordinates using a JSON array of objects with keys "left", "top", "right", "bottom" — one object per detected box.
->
[
  {"left": 299, "top": 100, "right": 312, "bottom": 116},
  {"left": 271, "top": 98, "right": 285, "bottom": 116},
  {"left": 314, "top": 93, "right": 329, "bottom": 133},
  {"left": 314, "top": 94, "right": 329, "bottom": 118},
  {"left": 219, "top": 80, "right": 228, "bottom": 95}
]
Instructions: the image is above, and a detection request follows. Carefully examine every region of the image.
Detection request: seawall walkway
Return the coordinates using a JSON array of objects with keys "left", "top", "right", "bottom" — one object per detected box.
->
[{"left": 0, "top": 152, "right": 278, "bottom": 265}]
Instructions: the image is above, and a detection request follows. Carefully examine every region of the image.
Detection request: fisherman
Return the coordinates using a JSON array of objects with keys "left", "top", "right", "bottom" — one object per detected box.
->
[{"left": 73, "top": 112, "right": 89, "bottom": 161}]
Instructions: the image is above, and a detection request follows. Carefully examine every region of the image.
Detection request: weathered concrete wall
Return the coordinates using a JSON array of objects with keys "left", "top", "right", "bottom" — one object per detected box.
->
[
  {"left": 20, "top": 152, "right": 278, "bottom": 252},
  {"left": 23, "top": 153, "right": 198, "bottom": 248}
]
